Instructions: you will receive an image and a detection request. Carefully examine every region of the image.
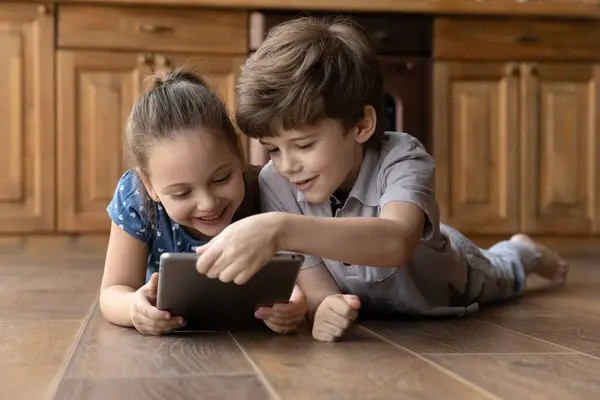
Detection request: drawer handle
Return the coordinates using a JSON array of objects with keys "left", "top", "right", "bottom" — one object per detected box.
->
[
  {"left": 514, "top": 35, "right": 540, "bottom": 45},
  {"left": 138, "top": 23, "right": 174, "bottom": 34}
]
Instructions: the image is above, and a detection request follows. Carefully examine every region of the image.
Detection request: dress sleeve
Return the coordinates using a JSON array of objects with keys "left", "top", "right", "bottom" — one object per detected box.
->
[{"left": 106, "top": 169, "right": 153, "bottom": 243}]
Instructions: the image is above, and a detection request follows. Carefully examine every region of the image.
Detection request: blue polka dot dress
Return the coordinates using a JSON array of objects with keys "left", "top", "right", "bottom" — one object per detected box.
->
[{"left": 106, "top": 168, "right": 261, "bottom": 283}]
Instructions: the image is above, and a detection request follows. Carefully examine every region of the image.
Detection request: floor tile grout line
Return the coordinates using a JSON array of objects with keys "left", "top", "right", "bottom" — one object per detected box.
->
[
  {"left": 422, "top": 352, "right": 576, "bottom": 356},
  {"left": 228, "top": 332, "right": 282, "bottom": 400},
  {"left": 476, "top": 317, "right": 600, "bottom": 362},
  {"left": 0, "top": 318, "right": 85, "bottom": 324},
  {"left": 358, "top": 325, "right": 504, "bottom": 400},
  {"left": 45, "top": 294, "right": 100, "bottom": 400},
  {"left": 61, "top": 372, "right": 262, "bottom": 381}
]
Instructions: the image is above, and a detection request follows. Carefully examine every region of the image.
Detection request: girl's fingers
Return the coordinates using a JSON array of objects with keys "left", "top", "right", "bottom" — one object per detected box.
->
[
  {"left": 133, "top": 312, "right": 186, "bottom": 334},
  {"left": 263, "top": 316, "right": 302, "bottom": 327},
  {"left": 136, "top": 298, "right": 171, "bottom": 321},
  {"left": 264, "top": 321, "right": 297, "bottom": 334}
]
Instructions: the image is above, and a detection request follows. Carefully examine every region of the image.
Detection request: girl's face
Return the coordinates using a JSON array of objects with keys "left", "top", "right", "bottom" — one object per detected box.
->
[{"left": 142, "top": 131, "right": 245, "bottom": 240}]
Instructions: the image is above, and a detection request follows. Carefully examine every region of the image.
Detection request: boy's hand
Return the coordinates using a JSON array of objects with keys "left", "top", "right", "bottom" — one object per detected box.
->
[
  {"left": 255, "top": 285, "right": 307, "bottom": 334},
  {"left": 312, "top": 294, "right": 361, "bottom": 342},
  {"left": 129, "top": 273, "right": 186, "bottom": 335},
  {"left": 195, "top": 213, "right": 281, "bottom": 284}
]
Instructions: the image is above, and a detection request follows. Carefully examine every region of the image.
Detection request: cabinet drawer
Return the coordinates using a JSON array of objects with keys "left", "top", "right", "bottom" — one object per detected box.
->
[
  {"left": 58, "top": 5, "right": 247, "bottom": 54},
  {"left": 434, "top": 17, "right": 600, "bottom": 61},
  {"left": 250, "top": 11, "right": 431, "bottom": 56}
]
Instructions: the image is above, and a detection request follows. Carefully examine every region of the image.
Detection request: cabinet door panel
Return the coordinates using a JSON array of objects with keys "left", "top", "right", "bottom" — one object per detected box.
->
[
  {"left": 434, "top": 62, "right": 520, "bottom": 234},
  {"left": 0, "top": 4, "right": 54, "bottom": 233},
  {"left": 57, "top": 51, "right": 152, "bottom": 232},
  {"left": 521, "top": 63, "right": 600, "bottom": 234}
]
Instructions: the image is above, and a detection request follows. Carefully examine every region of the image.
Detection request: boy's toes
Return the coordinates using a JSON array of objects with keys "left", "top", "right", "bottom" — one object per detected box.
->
[{"left": 510, "top": 233, "right": 569, "bottom": 286}]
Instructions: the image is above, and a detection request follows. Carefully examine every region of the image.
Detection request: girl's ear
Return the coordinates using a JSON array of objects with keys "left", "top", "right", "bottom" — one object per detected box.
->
[
  {"left": 354, "top": 105, "right": 377, "bottom": 144},
  {"left": 136, "top": 167, "right": 160, "bottom": 202}
]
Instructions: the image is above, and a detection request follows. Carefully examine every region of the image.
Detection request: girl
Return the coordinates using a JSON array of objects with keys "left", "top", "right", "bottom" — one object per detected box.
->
[{"left": 99, "top": 68, "right": 307, "bottom": 335}]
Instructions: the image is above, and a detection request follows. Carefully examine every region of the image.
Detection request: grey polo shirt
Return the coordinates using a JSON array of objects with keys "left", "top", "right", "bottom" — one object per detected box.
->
[{"left": 259, "top": 132, "right": 472, "bottom": 317}]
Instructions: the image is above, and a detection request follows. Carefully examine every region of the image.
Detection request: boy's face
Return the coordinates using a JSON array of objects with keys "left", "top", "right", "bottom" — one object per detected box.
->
[{"left": 260, "top": 118, "right": 366, "bottom": 204}]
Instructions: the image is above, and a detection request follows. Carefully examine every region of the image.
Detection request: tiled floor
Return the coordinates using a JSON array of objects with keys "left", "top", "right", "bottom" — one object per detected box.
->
[{"left": 1, "top": 254, "right": 599, "bottom": 399}]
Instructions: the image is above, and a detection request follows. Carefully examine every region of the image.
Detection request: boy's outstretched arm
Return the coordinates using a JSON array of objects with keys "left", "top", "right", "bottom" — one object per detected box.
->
[
  {"left": 276, "top": 201, "right": 425, "bottom": 269},
  {"left": 195, "top": 201, "right": 425, "bottom": 285}
]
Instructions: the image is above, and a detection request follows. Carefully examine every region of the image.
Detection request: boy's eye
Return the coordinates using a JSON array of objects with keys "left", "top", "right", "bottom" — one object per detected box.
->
[
  {"left": 213, "top": 173, "right": 231, "bottom": 184},
  {"left": 170, "top": 191, "right": 191, "bottom": 199},
  {"left": 297, "top": 142, "right": 314, "bottom": 150}
]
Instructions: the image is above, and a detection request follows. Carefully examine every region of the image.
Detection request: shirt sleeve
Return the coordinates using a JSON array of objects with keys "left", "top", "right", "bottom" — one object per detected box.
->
[
  {"left": 379, "top": 135, "right": 440, "bottom": 241},
  {"left": 258, "top": 163, "right": 323, "bottom": 269},
  {"left": 106, "top": 169, "right": 153, "bottom": 243}
]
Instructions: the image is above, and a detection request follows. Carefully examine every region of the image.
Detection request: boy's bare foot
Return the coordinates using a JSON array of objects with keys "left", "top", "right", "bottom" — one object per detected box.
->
[{"left": 510, "top": 233, "right": 569, "bottom": 286}]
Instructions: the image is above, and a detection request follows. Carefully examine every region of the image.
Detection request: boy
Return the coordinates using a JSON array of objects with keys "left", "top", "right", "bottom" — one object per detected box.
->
[{"left": 195, "top": 17, "right": 569, "bottom": 342}]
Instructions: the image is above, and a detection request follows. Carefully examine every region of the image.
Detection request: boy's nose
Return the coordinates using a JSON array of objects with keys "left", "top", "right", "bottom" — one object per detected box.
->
[{"left": 280, "top": 156, "right": 302, "bottom": 174}]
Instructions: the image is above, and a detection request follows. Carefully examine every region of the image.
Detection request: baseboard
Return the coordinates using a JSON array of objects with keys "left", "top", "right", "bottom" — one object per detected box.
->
[
  {"left": 0, "top": 233, "right": 597, "bottom": 258},
  {"left": 468, "top": 234, "right": 600, "bottom": 256}
]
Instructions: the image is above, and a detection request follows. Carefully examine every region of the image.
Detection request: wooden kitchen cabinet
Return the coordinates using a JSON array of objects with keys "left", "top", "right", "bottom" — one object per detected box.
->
[
  {"left": 153, "top": 53, "right": 248, "bottom": 153},
  {"left": 0, "top": 4, "right": 55, "bottom": 233},
  {"left": 434, "top": 61, "right": 600, "bottom": 235},
  {"left": 56, "top": 51, "right": 246, "bottom": 233},
  {"left": 54, "top": 4, "right": 248, "bottom": 233},
  {"left": 520, "top": 62, "right": 600, "bottom": 235},
  {"left": 56, "top": 51, "right": 153, "bottom": 232},
  {"left": 433, "top": 62, "right": 520, "bottom": 234}
]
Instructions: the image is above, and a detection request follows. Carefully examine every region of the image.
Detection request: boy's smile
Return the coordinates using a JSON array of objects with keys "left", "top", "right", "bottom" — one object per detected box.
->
[{"left": 260, "top": 118, "right": 365, "bottom": 204}]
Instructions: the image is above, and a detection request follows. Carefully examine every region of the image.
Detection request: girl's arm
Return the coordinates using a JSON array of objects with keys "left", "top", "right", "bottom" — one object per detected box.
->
[{"left": 99, "top": 222, "right": 149, "bottom": 327}]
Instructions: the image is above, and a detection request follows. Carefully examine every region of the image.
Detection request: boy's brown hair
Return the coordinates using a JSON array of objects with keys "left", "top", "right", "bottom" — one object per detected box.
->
[{"left": 236, "top": 16, "right": 384, "bottom": 148}]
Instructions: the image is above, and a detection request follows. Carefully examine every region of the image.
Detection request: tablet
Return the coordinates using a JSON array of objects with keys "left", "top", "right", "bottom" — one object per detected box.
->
[{"left": 156, "top": 252, "right": 304, "bottom": 331}]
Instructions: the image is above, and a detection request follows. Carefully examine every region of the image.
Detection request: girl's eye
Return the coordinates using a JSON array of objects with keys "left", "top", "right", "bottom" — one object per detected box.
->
[
  {"left": 213, "top": 173, "right": 231, "bottom": 184},
  {"left": 266, "top": 148, "right": 280, "bottom": 155},
  {"left": 170, "top": 191, "right": 191, "bottom": 200},
  {"left": 298, "top": 143, "right": 314, "bottom": 150}
]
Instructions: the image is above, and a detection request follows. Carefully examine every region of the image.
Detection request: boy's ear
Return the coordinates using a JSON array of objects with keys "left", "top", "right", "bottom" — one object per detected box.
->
[
  {"left": 353, "top": 105, "right": 377, "bottom": 144},
  {"left": 136, "top": 167, "right": 160, "bottom": 202}
]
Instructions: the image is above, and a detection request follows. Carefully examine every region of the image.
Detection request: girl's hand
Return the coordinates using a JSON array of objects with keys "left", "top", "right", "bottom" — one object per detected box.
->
[
  {"left": 255, "top": 285, "right": 307, "bottom": 334},
  {"left": 129, "top": 273, "right": 186, "bottom": 335}
]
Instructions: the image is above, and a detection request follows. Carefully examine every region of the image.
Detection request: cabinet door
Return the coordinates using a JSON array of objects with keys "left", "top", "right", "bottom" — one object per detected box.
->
[
  {"left": 153, "top": 54, "right": 249, "bottom": 157},
  {"left": 521, "top": 63, "right": 600, "bottom": 234},
  {"left": 0, "top": 4, "right": 54, "bottom": 233},
  {"left": 57, "top": 51, "right": 153, "bottom": 232},
  {"left": 433, "top": 62, "right": 520, "bottom": 234}
]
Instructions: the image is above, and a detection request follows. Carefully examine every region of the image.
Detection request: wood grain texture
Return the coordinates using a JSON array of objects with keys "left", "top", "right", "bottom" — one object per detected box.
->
[
  {"left": 0, "top": 320, "right": 83, "bottom": 400},
  {"left": 435, "top": 18, "right": 600, "bottom": 61},
  {"left": 430, "top": 354, "right": 600, "bottom": 400},
  {"left": 58, "top": 5, "right": 248, "bottom": 54},
  {"left": 0, "top": 263, "right": 102, "bottom": 321},
  {"left": 54, "top": 376, "right": 270, "bottom": 400},
  {"left": 63, "top": 306, "right": 257, "bottom": 379},
  {"left": 362, "top": 318, "right": 569, "bottom": 354},
  {"left": 54, "top": 0, "right": 600, "bottom": 18},
  {"left": 232, "top": 326, "right": 492, "bottom": 399}
]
